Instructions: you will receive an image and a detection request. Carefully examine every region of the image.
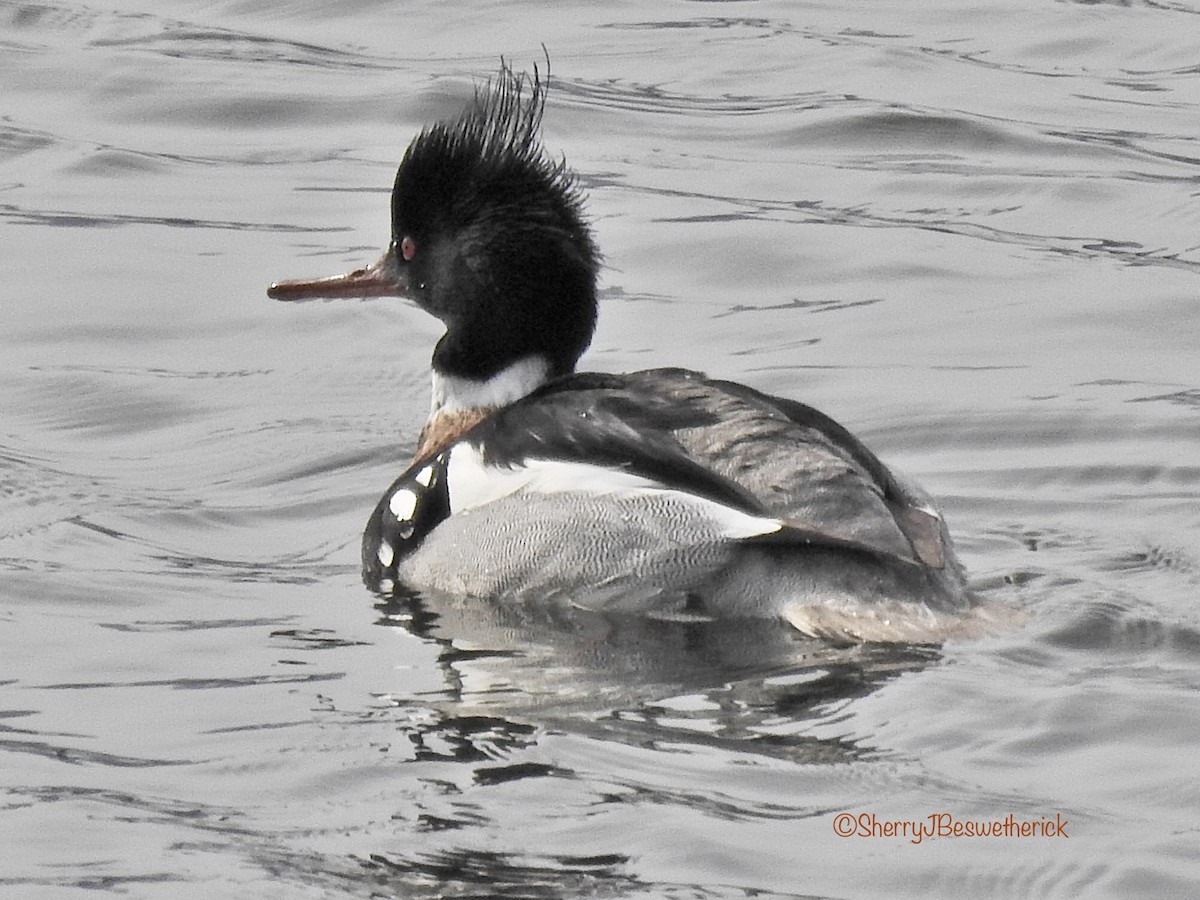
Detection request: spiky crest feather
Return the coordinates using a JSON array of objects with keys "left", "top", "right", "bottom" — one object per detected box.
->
[{"left": 389, "top": 62, "right": 600, "bottom": 380}]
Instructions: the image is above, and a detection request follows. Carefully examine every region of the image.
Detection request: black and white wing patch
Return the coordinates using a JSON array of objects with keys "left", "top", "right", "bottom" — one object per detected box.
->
[{"left": 362, "top": 452, "right": 451, "bottom": 591}]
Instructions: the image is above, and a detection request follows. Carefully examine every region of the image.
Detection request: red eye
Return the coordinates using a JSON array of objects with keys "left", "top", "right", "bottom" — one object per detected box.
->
[{"left": 400, "top": 236, "right": 417, "bottom": 261}]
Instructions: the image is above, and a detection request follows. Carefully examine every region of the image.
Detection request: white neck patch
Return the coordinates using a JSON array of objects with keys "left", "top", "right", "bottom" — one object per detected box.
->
[{"left": 430, "top": 356, "right": 552, "bottom": 414}]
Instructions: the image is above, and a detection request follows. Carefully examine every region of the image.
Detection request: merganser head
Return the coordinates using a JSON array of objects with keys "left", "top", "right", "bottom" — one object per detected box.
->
[{"left": 269, "top": 64, "right": 600, "bottom": 422}]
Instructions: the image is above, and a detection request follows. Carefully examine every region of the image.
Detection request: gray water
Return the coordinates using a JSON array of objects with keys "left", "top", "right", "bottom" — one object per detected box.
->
[{"left": 3, "top": 1, "right": 1199, "bottom": 897}]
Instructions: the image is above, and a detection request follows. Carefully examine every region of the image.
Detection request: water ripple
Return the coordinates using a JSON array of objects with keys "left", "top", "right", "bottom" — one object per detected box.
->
[
  {"left": 0, "top": 201, "right": 343, "bottom": 233},
  {"left": 0, "top": 737, "right": 191, "bottom": 767}
]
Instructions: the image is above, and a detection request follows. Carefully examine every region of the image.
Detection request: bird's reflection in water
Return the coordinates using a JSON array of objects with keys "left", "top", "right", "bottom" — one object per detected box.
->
[{"left": 375, "top": 587, "right": 942, "bottom": 767}]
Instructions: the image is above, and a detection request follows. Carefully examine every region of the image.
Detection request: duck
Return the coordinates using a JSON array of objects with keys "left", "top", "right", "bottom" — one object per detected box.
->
[{"left": 268, "top": 65, "right": 983, "bottom": 643}]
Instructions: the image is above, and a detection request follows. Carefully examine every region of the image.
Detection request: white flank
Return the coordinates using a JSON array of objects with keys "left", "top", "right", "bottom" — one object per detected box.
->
[
  {"left": 445, "top": 444, "right": 781, "bottom": 540},
  {"left": 431, "top": 355, "right": 551, "bottom": 413}
]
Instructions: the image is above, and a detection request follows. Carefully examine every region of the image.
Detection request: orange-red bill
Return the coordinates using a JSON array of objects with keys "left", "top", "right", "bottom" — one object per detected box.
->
[{"left": 267, "top": 247, "right": 410, "bottom": 301}]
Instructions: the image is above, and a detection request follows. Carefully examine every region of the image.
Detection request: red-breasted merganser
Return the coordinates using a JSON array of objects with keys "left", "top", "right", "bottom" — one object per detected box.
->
[{"left": 269, "top": 65, "right": 981, "bottom": 642}]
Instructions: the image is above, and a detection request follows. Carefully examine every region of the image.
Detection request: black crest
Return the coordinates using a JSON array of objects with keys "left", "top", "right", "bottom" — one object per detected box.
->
[
  {"left": 389, "top": 61, "right": 601, "bottom": 380},
  {"left": 448, "top": 62, "right": 554, "bottom": 179},
  {"left": 391, "top": 62, "right": 591, "bottom": 254}
]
